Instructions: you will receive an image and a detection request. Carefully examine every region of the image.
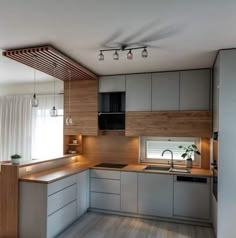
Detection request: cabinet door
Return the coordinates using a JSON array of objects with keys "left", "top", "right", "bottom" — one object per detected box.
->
[
  {"left": 138, "top": 173, "right": 173, "bottom": 217},
  {"left": 90, "top": 192, "right": 120, "bottom": 211},
  {"left": 77, "top": 170, "right": 89, "bottom": 218},
  {"left": 47, "top": 201, "right": 77, "bottom": 238},
  {"left": 99, "top": 75, "right": 126, "bottom": 92},
  {"left": 126, "top": 74, "right": 151, "bottom": 111},
  {"left": 180, "top": 69, "right": 210, "bottom": 110},
  {"left": 64, "top": 80, "right": 98, "bottom": 136},
  {"left": 213, "top": 57, "right": 220, "bottom": 131},
  {"left": 173, "top": 177, "right": 211, "bottom": 220},
  {"left": 152, "top": 72, "right": 180, "bottom": 111},
  {"left": 121, "top": 172, "right": 138, "bottom": 213}
]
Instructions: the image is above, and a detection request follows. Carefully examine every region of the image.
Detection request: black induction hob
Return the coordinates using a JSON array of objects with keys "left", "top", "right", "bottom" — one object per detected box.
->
[{"left": 94, "top": 163, "right": 128, "bottom": 169}]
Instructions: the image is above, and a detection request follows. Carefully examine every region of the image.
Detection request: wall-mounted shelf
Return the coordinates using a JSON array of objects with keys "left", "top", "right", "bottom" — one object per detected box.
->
[{"left": 64, "top": 135, "right": 82, "bottom": 155}]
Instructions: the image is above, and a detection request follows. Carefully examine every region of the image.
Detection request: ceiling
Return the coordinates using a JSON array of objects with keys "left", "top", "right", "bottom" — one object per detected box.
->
[{"left": 1, "top": 0, "right": 236, "bottom": 85}]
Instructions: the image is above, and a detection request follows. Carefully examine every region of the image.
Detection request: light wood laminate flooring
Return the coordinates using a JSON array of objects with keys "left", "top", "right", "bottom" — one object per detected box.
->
[{"left": 58, "top": 212, "right": 215, "bottom": 238}]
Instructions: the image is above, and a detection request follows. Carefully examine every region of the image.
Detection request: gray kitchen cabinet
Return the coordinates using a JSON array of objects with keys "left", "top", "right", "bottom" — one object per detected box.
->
[
  {"left": 173, "top": 175, "right": 211, "bottom": 220},
  {"left": 213, "top": 57, "right": 220, "bottom": 131},
  {"left": 19, "top": 174, "right": 78, "bottom": 238},
  {"left": 152, "top": 72, "right": 180, "bottom": 111},
  {"left": 138, "top": 173, "right": 173, "bottom": 217},
  {"left": 121, "top": 172, "right": 138, "bottom": 213},
  {"left": 126, "top": 73, "right": 151, "bottom": 111},
  {"left": 90, "top": 169, "right": 121, "bottom": 211},
  {"left": 99, "top": 75, "right": 126, "bottom": 92},
  {"left": 77, "top": 170, "right": 90, "bottom": 218},
  {"left": 180, "top": 69, "right": 211, "bottom": 110}
]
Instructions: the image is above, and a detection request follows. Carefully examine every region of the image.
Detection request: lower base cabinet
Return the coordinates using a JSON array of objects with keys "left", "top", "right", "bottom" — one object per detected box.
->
[
  {"left": 173, "top": 175, "right": 211, "bottom": 220},
  {"left": 77, "top": 170, "right": 90, "bottom": 217},
  {"left": 138, "top": 173, "right": 174, "bottom": 217},
  {"left": 47, "top": 201, "right": 77, "bottom": 238},
  {"left": 121, "top": 172, "right": 138, "bottom": 213},
  {"left": 20, "top": 171, "right": 90, "bottom": 238}
]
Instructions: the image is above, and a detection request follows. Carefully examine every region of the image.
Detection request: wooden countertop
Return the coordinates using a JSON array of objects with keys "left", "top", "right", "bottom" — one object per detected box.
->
[
  {"left": 3, "top": 154, "right": 77, "bottom": 168},
  {"left": 19, "top": 162, "right": 212, "bottom": 184}
]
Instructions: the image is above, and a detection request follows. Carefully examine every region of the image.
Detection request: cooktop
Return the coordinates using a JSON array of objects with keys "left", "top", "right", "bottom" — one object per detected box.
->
[{"left": 94, "top": 163, "right": 128, "bottom": 169}]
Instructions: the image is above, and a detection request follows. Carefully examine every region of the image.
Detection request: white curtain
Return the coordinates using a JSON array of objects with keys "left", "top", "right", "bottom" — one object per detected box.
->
[
  {"left": 31, "top": 95, "right": 63, "bottom": 160},
  {"left": 0, "top": 95, "right": 32, "bottom": 161}
]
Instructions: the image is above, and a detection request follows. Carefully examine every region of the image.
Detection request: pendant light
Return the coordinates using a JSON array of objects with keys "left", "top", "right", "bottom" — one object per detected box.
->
[
  {"left": 66, "top": 70, "right": 73, "bottom": 125},
  {"left": 50, "top": 64, "right": 58, "bottom": 117},
  {"left": 31, "top": 57, "right": 39, "bottom": 107}
]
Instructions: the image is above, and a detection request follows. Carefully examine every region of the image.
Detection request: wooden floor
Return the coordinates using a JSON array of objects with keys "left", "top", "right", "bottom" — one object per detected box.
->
[{"left": 58, "top": 212, "right": 215, "bottom": 238}]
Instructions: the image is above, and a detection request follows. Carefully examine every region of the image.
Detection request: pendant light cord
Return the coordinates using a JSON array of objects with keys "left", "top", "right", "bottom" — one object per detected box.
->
[
  {"left": 53, "top": 66, "right": 56, "bottom": 106},
  {"left": 33, "top": 57, "right": 36, "bottom": 95},
  {"left": 68, "top": 70, "right": 71, "bottom": 116}
]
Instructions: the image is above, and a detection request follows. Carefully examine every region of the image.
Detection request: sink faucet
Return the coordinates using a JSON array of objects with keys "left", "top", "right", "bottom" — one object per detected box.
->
[{"left": 162, "top": 149, "right": 174, "bottom": 168}]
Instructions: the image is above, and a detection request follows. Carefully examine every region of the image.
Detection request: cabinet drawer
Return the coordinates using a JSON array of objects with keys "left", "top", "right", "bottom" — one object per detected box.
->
[
  {"left": 48, "top": 184, "right": 77, "bottom": 216},
  {"left": 48, "top": 175, "right": 76, "bottom": 195},
  {"left": 90, "top": 192, "right": 120, "bottom": 211},
  {"left": 90, "top": 169, "right": 120, "bottom": 180},
  {"left": 47, "top": 201, "right": 77, "bottom": 238},
  {"left": 90, "top": 178, "right": 120, "bottom": 194}
]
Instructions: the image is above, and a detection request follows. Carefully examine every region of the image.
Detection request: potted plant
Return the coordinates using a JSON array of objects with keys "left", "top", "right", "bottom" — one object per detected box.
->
[
  {"left": 11, "top": 154, "right": 22, "bottom": 164},
  {"left": 178, "top": 144, "right": 200, "bottom": 168}
]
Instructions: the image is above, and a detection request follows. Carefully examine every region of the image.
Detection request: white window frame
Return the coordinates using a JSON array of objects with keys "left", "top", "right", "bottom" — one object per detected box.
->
[{"left": 140, "top": 137, "right": 201, "bottom": 166}]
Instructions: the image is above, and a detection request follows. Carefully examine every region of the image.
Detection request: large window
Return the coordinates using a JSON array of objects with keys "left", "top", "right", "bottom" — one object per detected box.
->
[
  {"left": 31, "top": 95, "right": 63, "bottom": 160},
  {"left": 140, "top": 137, "right": 201, "bottom": 165}
]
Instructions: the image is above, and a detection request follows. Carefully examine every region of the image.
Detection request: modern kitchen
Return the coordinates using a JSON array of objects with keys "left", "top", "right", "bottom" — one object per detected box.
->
[{"left": 0, "top": 1, "right": 235, "bottom": 238}]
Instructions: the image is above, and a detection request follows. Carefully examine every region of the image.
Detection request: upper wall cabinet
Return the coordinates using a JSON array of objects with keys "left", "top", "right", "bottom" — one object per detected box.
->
[
  {"left": 99, "top": 75, "right": 126, "bottom": 92},
  {"left": 64, "top": 80, "right": 98, "bottom": 136},
  {"left": 126, "top": 74, "right": 151, "bottom": 111},
  {"left": 180, "top": 69, "right": 210, "bottom": 110},
  {"left": 152, "top": 72, "right": 180, "bottom": 111}
]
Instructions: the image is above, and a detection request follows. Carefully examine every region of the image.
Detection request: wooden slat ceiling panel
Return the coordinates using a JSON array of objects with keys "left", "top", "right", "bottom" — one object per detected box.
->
[{"left": 2, "top": 46, "right": 97, "bottom": 81}]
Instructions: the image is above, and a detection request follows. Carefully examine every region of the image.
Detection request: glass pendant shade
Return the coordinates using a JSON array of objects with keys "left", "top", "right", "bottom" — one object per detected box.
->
[
  {"left": 66, "top": 115, "right": 73, "bottom": 125},
  {"left": 50, "top": 106, "right": 58, "bottom": 117},
  {"left": 127, "top": 50, "right": 133, "bottom": 60},
  {"left": 31, "top": 93, "right": 39, "bottom": 107},
  {"left": 98, "top": 51, "right": 104, "bottom": 61},
  {"left": 141, "top": 48, "right": 148, "bottom": 58},
  {"left": 113, "top": 50, "right": 119, "bottom": 60}
]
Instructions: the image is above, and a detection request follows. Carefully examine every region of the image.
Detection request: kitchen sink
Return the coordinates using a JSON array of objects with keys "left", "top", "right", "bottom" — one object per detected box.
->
[
  {"left": 94, "top": 163, "right": 128, "bottom": 169},
  {"left": 144, "top": 165, "right": 190, "bottom": 173},
  {"left": 169, "top": 168, "right": 190, "bottom": 173},
  {"left": 144, "top": 165, "right": 171, "bottom": 171}
]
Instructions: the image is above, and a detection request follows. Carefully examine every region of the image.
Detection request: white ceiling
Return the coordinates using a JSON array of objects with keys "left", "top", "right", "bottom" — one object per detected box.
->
[{"left": 1, "top": 0, "right": 236, "bottom": 85}]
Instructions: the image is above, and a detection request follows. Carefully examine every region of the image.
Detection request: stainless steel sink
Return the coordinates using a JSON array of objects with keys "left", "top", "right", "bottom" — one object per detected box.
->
[
  {"left": 144, "top": 165, "right": 190, "bottom": 173},
  {"left": 169, "top": 168, "right": 190, "bottom": 173},
  {"left": 144, "top": 165, "right": 171, "bottom": 171}
]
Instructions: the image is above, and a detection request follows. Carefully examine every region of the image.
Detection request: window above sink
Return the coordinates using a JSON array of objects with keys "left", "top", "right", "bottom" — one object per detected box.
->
[{"left": 140, "top": 137, "right": 200, "bottom": 166}]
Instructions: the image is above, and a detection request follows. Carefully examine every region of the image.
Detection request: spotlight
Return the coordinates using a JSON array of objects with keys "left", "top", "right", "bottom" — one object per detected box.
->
[
  {"left": 98, "top": 51, "right": 104, "bottom": 61},
  {"left": 127, "top": 50, "right": 133, "bottom": 60},
  {"left": 141, "top": 48, "right": 148, "bottom": 58},
  {"left": 113, "top": 50, "right": 119, "bottom": 60}
]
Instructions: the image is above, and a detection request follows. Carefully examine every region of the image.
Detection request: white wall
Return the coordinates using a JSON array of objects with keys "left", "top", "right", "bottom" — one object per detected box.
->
[
  {"left": 0, "top": 80, "right": 64, "bottom": 96},
  {"left": 218, "top": 50, "right": 236, "bottom": 238}
]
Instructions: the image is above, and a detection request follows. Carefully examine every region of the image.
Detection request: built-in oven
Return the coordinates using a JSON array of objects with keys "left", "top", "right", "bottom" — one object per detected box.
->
[{"left": 213, "top": 167, "right": 218, "bottom": 201}]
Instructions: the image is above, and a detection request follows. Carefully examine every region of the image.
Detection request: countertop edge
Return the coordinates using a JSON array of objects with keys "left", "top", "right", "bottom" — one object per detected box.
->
[{"left": 19, "top": 163, "right": 212, "bottom": 184}]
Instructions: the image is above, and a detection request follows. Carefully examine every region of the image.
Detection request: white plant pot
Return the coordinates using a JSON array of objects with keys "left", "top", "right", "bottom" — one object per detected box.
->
[
  {"left": 186, "top": 159, "right": 193, "bottom": 168},
  {"left": 11, "top": 158, "right": 21, "bottom": 164}
]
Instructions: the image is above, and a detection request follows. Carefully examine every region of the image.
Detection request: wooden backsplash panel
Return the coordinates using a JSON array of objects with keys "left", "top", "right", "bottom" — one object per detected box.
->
[
  {"left": 80, "top": 135, "right": 139, "bottom": 164},
  {"left": 80, "top": 135, "right": 210, "bottom": 169},
  {"left": 201, "top": 137, "right": 211, "bottom": 169}
]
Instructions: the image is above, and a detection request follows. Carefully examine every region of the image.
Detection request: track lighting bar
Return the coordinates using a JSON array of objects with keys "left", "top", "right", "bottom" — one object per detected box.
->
[{"left": 98, "top": 46, "right": 148, "bottom": 61}]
